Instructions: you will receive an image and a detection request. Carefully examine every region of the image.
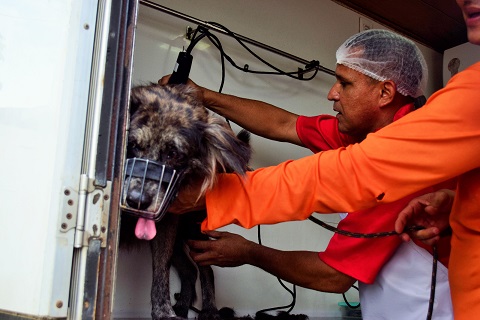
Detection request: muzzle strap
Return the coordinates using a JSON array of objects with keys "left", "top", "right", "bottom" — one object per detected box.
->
[{"left": 124, "top": 158, "right": 175, "bottom": 182}]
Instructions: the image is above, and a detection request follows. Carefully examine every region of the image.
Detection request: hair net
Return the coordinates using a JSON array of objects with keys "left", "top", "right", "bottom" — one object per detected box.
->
[{"left": 336, "top": 29, "right": 428, "bottom": 98}]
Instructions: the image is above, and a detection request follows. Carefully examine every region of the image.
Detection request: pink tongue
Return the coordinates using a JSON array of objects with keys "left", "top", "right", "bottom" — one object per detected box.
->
[{"left": 135, "top": 218, "right": 157, "bottom": 240}]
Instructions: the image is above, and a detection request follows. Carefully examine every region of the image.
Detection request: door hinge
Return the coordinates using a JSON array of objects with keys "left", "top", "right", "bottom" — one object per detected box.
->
[{"left": 62, "top": 174, "right": 111, "bottom": 248}]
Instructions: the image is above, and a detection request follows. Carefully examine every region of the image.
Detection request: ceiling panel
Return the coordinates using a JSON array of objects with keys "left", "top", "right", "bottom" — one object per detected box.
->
[{"left": 332, "top": 0, "right": 467, "bottom": 52}]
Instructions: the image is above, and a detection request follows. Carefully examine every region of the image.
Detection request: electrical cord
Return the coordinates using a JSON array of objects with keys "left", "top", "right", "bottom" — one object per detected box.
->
[
  {"left": 206, "top": 22, "right": 320, "bottom": 80},
  {"left": 342, "top": 284, "right": 360, "bottom": 309},
  {"left": 256, "top": 225, "right": 297, "bottom": 315},
  {"left": 186, "top": 23, "right": 321, "bottom": 87}
]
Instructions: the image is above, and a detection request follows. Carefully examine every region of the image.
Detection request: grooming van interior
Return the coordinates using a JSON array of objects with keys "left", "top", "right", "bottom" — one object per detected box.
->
[{"left": 1, "top": 0, "right": 478, "bottom": 319}]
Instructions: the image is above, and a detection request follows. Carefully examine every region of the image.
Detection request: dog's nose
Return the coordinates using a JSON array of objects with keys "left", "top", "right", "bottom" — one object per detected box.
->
[{"left": 126, "top": 189, "right": 152, "bottom": 210}]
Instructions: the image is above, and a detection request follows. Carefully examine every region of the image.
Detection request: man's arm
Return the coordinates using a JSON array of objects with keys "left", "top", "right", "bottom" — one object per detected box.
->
[
  {"left": 159, "top": 75, "right": 302, "bottom": 145},
  {"left": 188, "top": 230, "right": 355, "bottom": 293},
  {"left": 201, "top": 88, "right": 302, "bottom": 145}
]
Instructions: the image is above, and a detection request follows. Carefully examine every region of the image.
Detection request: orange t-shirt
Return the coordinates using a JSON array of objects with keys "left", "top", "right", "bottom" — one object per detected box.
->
[{"left": 203, "top": 62, "right": 480, "bottom": 319}]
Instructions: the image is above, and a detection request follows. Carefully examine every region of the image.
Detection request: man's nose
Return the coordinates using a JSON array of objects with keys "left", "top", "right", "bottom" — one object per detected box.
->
[{"left": 327, "top": 85, "right": 339, "bottom": 101}]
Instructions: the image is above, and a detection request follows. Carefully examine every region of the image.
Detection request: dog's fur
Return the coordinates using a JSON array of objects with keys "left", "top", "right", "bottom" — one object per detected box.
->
[{"left": 120, "top": 83, "right": 251, "bottom": 320}]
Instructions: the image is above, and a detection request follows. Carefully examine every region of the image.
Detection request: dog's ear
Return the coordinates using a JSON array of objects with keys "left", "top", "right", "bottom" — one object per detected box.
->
[
  {"left": 199, "top": 116, "right": 252, "bottom": 192},
  {"left": 129, "top": 83, "right": 163, "bottom": 115},
  {"left": 129, "top": 85, "right": 149, "bottom": 115}
]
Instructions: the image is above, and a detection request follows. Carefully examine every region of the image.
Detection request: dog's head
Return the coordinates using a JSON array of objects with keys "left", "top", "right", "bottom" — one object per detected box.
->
[{"left": 121, "top": 83, "right": 251, "bottom": 223}]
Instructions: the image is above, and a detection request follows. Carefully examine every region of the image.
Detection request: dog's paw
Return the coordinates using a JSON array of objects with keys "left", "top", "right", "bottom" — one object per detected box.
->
[
  {"left": 255, "top": 311, "right": 309, "bottom": 320},
  {"left": 216, "top": 307, "right": 255, "bottom": 320},
  {"left": 151, "top": 308, "right": 186, "bottom": 320},
  {"left": 152, "top": 316, "right": 186, "bottom": 320},
  {"left": 197, "top": 307, "right": 222, "bottom": 320}
]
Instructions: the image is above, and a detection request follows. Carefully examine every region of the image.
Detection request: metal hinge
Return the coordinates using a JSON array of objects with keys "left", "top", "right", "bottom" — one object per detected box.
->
[{"left": 61, "top": 174, "right": 111, "bottom": 248}]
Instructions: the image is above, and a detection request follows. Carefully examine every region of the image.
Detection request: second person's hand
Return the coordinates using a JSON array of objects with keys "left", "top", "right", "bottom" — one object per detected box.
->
[{"left": 395, "top": 189, "right": 454, "bottom": 246}]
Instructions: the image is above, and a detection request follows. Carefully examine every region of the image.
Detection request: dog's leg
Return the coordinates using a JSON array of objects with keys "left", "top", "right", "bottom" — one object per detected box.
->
[
  {"left": 150, "top": 213, "right": 184, "bottom": 320},
  {"left": 170, "top": 234, "right": 197, "bottom": 318},
  {"left": 197, "top": 264, "right": 222, "bottom": 320},
  {"left": 182, "top": 213, "right": 221, "bottom": 320}
]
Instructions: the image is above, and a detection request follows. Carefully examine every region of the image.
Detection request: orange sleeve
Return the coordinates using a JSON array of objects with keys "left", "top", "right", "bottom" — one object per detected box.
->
[{"left": 201, "top": 62, "right": 480, "bottom": 231}]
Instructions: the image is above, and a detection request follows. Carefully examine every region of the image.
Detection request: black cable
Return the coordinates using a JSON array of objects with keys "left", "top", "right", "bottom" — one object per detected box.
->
[
  {"left": 190, "top": 24, "right": 320, "bottom": 81},
  {"left": 256, "top": 225, "right": 298, "bottom": 315},
  {"left": 203, "top": 32, "right": 226, "bottom": 93},
  {"left": 342, "top": 284, "right": 360, "bottom": 309},
  {"left": 207, "top": 22, "right": 320, "bottom": 80}
]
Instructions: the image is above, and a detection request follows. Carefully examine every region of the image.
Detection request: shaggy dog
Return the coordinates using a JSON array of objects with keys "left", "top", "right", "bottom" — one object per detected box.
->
[{"left": 120, "top": 83, "right": 251, "bottom": 320}]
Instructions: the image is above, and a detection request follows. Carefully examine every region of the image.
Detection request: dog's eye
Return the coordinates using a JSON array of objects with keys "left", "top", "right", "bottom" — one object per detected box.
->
[
  {"left": 162, "top": 150, "right": 187, "bottom": 165},
  {"left": 166, "top": 150, "right": 177, "bottom": 160},
  {"left": 127, "top": 142, "right": 142, "bottom": 158},
  {"left": 131, "top": 143, "right": 139, "bottom": 152}
]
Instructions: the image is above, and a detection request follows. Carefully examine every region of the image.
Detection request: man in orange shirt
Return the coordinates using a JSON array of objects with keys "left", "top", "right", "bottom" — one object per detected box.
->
[
  {"left": 162, "top": 29, "right": 453, "bottom": 319},
  {"left": 169, "top": 1, "right": 480, "bottom": 318}
]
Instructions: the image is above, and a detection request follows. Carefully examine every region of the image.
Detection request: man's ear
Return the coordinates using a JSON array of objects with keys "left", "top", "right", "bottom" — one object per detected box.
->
[{"left": 378, "top": 80, "right": 396, "bottom": 107}]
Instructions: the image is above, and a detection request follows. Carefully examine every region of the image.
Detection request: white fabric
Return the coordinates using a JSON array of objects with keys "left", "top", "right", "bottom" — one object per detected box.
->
[
  {"left": 338, "top": 212, "right": 348, "bottom": 219},
  {"left": 359, "top": 241, "right": 453, "bottom": 320}
]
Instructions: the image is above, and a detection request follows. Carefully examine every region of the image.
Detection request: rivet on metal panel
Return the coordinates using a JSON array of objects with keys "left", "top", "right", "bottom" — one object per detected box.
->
[{"left": 60, "top": 185, "right": 79, "bottom": 233}]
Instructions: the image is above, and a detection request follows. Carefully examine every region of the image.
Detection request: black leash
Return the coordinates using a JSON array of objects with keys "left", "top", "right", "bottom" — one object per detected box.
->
[{"left": 307, "top": 215, "right": 437, "bottom": 320}]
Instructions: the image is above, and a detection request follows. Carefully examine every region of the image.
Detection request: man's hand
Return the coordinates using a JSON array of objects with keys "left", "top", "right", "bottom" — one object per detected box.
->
[
  {"left": 395, "top": 189, "right": 454, "bottom": 245},
  {"left": 158, "top": 74, "right": 172, "bottom": 85},
  {"left": 188, "top": 231, "right": 253, "bottom": 267},
  {"left": 158, "top": 75, "right": 206, "bottom": 101}
]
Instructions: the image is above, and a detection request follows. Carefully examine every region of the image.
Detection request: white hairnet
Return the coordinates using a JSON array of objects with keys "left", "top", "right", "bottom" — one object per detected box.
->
[{"left": 336, "top": 29, "right": 428, "bottom": 98}]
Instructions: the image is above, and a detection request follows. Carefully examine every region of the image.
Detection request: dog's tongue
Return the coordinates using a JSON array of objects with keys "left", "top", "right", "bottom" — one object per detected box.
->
[{"left": 135, "top": 218, "right": 157, "bottom": 240}]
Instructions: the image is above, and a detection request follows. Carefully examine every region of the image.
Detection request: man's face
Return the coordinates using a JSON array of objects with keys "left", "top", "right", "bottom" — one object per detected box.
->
[
  {"left": 327, "top": 64, "right": 383, "bottom": 140},
  {"left": 456, "top": 0, "right": 480, "bottom": 45}
]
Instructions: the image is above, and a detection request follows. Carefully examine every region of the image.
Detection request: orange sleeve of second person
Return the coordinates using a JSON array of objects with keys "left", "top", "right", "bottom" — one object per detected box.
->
[{"left": 201, "top": 63, "right": 480, "bottom": 232}]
